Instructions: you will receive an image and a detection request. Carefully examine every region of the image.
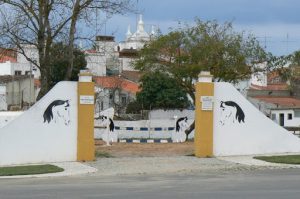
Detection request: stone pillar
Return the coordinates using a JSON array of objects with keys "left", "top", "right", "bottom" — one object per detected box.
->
[
  {"left": 194, "top": 71, "right": 214, "bottom": 157},
  {"left": 77, "top": 70, "right": 95, "bottom": 161}
]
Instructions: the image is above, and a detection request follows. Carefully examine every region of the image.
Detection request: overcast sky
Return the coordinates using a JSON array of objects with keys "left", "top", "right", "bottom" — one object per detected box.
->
[{"left": 96, "top": 0, "right": 300, "bottom": 56}]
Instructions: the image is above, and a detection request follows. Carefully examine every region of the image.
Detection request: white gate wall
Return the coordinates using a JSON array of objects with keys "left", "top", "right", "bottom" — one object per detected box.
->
[{"left": 0, "top": 82, "right": 78, "bottom": 166}]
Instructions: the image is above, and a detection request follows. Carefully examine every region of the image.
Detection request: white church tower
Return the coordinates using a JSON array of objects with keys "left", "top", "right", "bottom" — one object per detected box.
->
[{"left": 119, "top": 15, "right": 154, "bottom": 51}]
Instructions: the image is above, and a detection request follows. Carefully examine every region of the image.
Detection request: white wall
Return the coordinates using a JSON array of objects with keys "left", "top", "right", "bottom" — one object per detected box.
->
[
  {"left": 213, "top": 82, "right": 300, "bottom": 156},
  {"left": 5, "top": 77, "right": 35, "bottom": 109},
  {"left": 85, "top": 53, "right": 106, "bottom": 76},
  {"left": 120, "top": 57, "right": 136, "bottom": 71},
  {"left": 0, "top": 61, "right": 13, "bottom": 75},
  {"left": 96, "top": 40, "right": 116, "bottom": 54},
  {"left": 0, "top": 111, "right": 23, "bottom": 128},
  {"left": 16, "top": 45, "right": 40, "bottom": 78},
  {"left": 0, "top": 81, "right": 77, "bottom": 166}
]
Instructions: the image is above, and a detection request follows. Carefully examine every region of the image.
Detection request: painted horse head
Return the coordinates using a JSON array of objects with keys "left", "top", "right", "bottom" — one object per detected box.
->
[
  {"left": 219, "top": 101, "right": 245, "bottom": 126},
  {"left": 43, "top": 100, "right": 70, "bottom": 126}
]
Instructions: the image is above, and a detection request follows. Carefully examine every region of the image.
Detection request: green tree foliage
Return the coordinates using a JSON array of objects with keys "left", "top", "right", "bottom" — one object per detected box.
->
[
  {"left": 135, "top": 19, "right": 266, "bottom": 101},
  {"left": 50, "top": 43, "right": 86, "bottom": 87},
  {"left": 136, "top": 72, "right": 190, "bottom": 110},
  {"left": 126, "top": 100, "right": 143, "bottom": 114}
]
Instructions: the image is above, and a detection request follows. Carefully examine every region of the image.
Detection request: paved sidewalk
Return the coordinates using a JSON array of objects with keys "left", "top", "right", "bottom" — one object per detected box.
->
[
  {"left": 219, "top": 153, "right": 300, "bottom": 168},
  {"left": 2, "top": 153, "right": 300, "bottom": 179},
  {"left": 0, "top": 162, "right": 97, "bottom": 179}
]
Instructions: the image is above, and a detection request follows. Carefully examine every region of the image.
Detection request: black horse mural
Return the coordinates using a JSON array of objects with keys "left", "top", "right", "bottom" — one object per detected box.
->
[
  {"left": 100, "top": 115, "right": 115, "bottom": 132},
  {"left": 176, "top": 116, "right": 188, "bottom": 132},
  {"left": 219, "top": 101, "right": 245, "bottom": 126},
  {"left": 43, "top": 100, "right": 70, "bottom": 126}
]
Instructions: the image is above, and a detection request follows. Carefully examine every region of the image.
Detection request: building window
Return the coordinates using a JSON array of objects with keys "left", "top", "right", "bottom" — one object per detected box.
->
[
  {"left": 25, "top": 71, "right": 31, "bottom": 75},
  {"left": 14, "top": 70, "right": 22, "bottom": 75},
  {"left": 121, "top": 96, "right": 127, "bottom": 105},
  {"left": 288, "top": 113, "right": 293, "bottom": 120}
]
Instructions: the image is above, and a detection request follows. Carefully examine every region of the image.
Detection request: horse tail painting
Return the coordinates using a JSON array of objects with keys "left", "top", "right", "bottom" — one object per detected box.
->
[
  {"left": 220, "top": 101, "right": 245, "bottom": 125},
  {"left": 109, "top": 118, "right": 115, "bottom": 132},
  {"left": 43, "top": 100, "right": 70, "bottom": 126}
]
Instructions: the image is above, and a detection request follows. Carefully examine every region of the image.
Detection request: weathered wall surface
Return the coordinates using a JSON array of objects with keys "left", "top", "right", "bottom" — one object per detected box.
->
[
  {"left": 0, "top": 81, "right": 77, "bottom": 166},
  {"left": 213, "top": 82, "right": 300, "bottom": 156}
]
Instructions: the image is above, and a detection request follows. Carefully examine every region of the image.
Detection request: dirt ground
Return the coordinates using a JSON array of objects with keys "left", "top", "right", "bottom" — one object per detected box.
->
[{"left": 95, "top": 140, "right": 194, "bottom": 158}]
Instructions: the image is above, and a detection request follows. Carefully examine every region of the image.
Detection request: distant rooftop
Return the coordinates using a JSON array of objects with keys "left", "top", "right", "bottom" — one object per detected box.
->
[
  {"left": 249, "top": 83, "right": 288, "bottom": 91},
  {"left": 253, "top": 96, "right": 300, "bottom": 108},
  {"left": 93, "top": 76, "right": 140, "bottom": 94}
]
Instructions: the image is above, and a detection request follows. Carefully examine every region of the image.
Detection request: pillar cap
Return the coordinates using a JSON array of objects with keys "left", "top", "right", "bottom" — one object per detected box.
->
[
  {"left": 78, "top": 70, "right": 92, "bottom": 76},
  {"left": 78, "top": 70, "right": 92, "bottom": 82},
  {"left": 198, "top": 71, "right": 213, "bottom": 82}
]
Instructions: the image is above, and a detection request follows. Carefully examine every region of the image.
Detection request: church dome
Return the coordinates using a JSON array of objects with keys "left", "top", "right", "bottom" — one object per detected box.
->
[{"left": 128, "top": 15, "right": 150, "bottom": 42}]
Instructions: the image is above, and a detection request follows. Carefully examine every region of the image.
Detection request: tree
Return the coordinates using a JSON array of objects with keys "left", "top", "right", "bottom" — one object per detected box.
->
[
  {"left": 136, "top": 72, "right": 190, "bottom": 110},
  {"left": 134, "top": 19, "right": 266, "bottom": 137},
  {"left": 0, "top": 0, "right": 131, "bottom": 99},
  {"left": 50, "top": 42, "right": 86, "bottom": 87}
]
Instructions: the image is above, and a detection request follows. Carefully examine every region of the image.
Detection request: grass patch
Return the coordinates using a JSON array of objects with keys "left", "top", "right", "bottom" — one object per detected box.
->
[
  {"left": 0, "top": 164, "right": 64, "bottom": 176},
  {"left": 95, "top": 151, "right": 114, "bottom": 158},
  {"left": 254, "top": 155, "right": 300, "bottom": 164}
]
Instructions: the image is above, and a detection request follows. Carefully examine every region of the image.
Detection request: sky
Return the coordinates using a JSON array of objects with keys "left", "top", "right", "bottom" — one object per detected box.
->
[{"left": 96, "top": 0, "right": 300, "bottom": 56}]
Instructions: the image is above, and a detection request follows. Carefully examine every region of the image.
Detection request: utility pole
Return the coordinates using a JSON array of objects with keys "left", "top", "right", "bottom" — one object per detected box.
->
[
  {"left": 257, "top": 34, "right": 272, "bottom": 50},
  {"left": 281, "top": 33, "right": 295, "bottom": 54}
]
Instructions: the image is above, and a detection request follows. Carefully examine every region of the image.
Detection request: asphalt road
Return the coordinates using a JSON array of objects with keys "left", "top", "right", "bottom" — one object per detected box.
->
[{"left": 1, "top": 169, "right": 300, "bottom": 199}]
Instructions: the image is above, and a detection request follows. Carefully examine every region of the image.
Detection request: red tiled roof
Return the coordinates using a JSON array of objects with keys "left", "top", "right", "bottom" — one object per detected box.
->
[
  {"left": 0, "top": 55, "right": 17, "bottom": 63},
  {"left": 93, "top": 76, "right": 140, "bottom": 94},
  {"left": 85, "top": 49, "right": 97, "bottom": 53},
  {"left": 250, "top": 83, "right": 288, "bottom": 91},
  {"left": 0, "top": 48, "right": 17, "bottom": 63},
  {"left": 253, "top": 96, "right": 300, "bottom": 108}
]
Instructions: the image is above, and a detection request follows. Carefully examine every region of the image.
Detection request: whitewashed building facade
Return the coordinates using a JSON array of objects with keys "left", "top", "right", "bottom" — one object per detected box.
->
[{"left": 85, "top": 15, "right": 156, "bottom": 76}]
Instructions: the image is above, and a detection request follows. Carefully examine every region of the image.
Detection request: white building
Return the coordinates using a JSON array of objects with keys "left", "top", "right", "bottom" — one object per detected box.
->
[
  {"left": 270, "top": 108, "right": 300, "bottom": 127},
  {"left": 85, "top": 15, "right": 156, "bottom": 76},
  {"left": 0, "top": 45, "right": 40, "bottom": 78}
]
